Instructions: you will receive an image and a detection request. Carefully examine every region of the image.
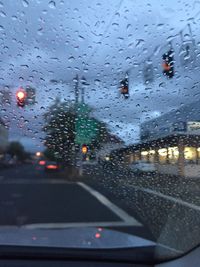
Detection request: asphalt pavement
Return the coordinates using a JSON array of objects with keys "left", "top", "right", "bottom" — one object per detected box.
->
[
  {"left": 0, "top": 164, "right": 148, "bottom": 239},
  {"left": 0, "top": 163, "right": 200, "bottom": 253}
]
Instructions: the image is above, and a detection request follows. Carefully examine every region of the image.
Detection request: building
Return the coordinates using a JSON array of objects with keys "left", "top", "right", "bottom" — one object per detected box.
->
[
  {"left": 112, "top": 100, "right": 200, "bottom": 177},
  {"left": 96, "top": 134, "right": 124, "bottom": 162},
  {"left": 0, "top": 118, "right": 8, "bottom": 160}
]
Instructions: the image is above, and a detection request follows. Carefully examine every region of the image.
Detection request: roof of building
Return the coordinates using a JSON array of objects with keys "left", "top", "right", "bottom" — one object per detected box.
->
[{"left": 141, "top": 99, "right": 200, "bottom": 128}]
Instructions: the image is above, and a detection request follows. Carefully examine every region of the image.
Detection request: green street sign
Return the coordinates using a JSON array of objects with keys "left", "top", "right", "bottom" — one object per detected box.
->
[
  {"left": 75, "top": 117, "right": 99, "bottom": 145},
  {"left": 75, "top": 103, "right": 91, "bottom": 116}
]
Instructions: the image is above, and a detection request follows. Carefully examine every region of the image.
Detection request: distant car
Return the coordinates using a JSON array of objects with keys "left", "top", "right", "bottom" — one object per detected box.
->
[
  {"left": 82, "top": 160, "right": 98, "bottom": 166},
  {"left": 35, "top": 159, "right": 46, "bottom": 171},
  {"left": 45, "top": 161, "right": 60, "bottom": 172},
  {"left": 129, "top": 161, "right": 156, "bottom": 173}
]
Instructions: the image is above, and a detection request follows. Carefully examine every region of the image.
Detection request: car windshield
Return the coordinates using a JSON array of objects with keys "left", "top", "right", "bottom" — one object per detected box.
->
[{"left": 0, "top": 0, "right": 200, "bottom": 262}]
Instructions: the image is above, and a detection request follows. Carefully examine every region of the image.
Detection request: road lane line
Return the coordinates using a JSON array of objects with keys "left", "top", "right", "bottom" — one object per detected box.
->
[
  {"left": 23, "top": 221, "right": 139, "bottom": 229},
  {"left": 132, "top": 186, "right": 200, "bottom": 211},
  {"left": 78, "top": 182, "right": 141, "bottom": 226}
]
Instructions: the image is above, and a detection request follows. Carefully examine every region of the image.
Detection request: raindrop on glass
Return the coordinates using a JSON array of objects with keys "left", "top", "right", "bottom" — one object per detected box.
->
[
  {"left": 22, "top": 0, "right": 29, "bottom": 7},
  {"left": 48, "top": 1, "right": 56, "bottom": 8}
]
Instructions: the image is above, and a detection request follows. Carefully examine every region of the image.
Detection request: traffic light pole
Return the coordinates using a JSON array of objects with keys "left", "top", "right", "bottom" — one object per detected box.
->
[
  {"left": 75, "top": 74, "right": 79, "bottom": 104},
  {"left": 73, "top": 75, "right": 82, "bottom": 175}
]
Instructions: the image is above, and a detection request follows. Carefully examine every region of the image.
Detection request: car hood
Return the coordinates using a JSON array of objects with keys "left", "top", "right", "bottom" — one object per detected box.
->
[{"left": 0, "top": 226, "right": 155, "bottom": 249}]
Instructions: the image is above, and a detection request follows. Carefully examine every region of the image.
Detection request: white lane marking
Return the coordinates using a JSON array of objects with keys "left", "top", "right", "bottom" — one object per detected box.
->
[
  {"left": 78, "top": 182, "right": 141, "bottom": 226},
  {"left": 24, "top": 221, "right": 139, "bottom": 229},
  {"left": 132, "top": 186, "right": 200, "bottom": 211}
]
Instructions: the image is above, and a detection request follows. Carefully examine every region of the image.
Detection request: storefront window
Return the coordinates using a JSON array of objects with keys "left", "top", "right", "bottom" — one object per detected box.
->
[
  {"left": 149, "top": 150, "right": 155, "bottom": 163},
  {"left": 197, "top": 148, "right": 200, "bottom": 162},
  {"left": 134, "top": 152, "right": 140, "bottom": 162},
  {"left": 184, "top": 147, "right": 197, "bottom": 164},
  {"left": 168, "top": 147, "right": 179, "bottom": 164},
  {"left": 141, "top": 151, "right": 148, "bottom": 162},
  {"left": 130, "top": 154, "right": 134, "bottom": 163},
  {"left": 158, "top": 148, "right": 167, "bottom": 164}
]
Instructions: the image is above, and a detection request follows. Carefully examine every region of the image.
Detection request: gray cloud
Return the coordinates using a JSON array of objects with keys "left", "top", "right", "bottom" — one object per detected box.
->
[{"left": 0, "top": 0, "right": 199, "bottom": 149}]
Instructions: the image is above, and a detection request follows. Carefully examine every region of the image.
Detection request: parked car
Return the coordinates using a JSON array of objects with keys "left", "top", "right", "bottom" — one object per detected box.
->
[{"left": 129, "top": 161, "right": 156, "bottom": 173}]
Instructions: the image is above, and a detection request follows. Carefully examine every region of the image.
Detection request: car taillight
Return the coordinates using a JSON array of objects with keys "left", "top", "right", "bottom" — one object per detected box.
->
[
  {"left": 39, "top": 160, "right": 46, "bottom": 166},
  {"left": 47, "top": 165, "right": 58, "bottom": 169}
]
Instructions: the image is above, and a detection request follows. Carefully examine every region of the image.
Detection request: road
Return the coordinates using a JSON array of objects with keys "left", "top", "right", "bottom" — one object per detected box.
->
[
  {"left": 0, "top": 163, "right": 200, "bottom": 253},
  {"left": 0, "top": 164, "right": 147, "bottom": 237}
]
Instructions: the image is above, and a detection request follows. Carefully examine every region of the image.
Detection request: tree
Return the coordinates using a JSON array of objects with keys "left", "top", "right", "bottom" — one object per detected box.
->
[
  {"left": 43, "top": 99, "right": 111, "bottom": 164},
  {"left": 7, "top": 141, "right": 25, "bottom": 161},
  {"left": 43, "top": 100, "right": 76, "bottom": 163}
]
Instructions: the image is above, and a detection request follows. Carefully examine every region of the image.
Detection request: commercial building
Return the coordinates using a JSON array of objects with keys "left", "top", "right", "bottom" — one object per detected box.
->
[
  {"left": 96, "top": 134, "right": 124, "bottom": 162},
  {"left": 112, "top": 100, "right": 200, "bottom": 177}
]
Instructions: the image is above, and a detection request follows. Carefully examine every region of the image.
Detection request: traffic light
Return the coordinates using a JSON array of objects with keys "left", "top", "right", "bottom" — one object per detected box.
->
[
  {"left": 162, "top": 50, "right": 174, "bottom": 78},
  {"left": 81, "top": 144, "right": 88, "bottom": 154},
  {"left": 16, "top": 88, "right": 27, "bottom": 107},
  {"left": 120, "top": 74, "right": 129, "bottom": 99}
]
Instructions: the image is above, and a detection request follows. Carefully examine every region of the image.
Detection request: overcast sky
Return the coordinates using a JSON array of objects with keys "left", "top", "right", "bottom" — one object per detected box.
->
[{"left": 1, "top": 0, "right": 200, "bottom": 151}]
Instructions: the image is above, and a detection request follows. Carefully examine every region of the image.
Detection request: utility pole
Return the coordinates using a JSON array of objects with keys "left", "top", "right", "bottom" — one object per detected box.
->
[
  {"left": 81, "top": 76, "right": 87, "bottom": 104},
  {"left": 73, "top": 74, "right": 81, "bottom": 175},
  {"left": 74, "top": 74, "right": 79, "bottom": 104}
]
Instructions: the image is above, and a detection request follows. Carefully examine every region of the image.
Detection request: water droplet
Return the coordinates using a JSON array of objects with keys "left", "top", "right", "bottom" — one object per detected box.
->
[
  {"left": 37, "top": 28, "right": 43, "bottom": 35},
  {"left": 78, "top": 35, "right": 85, "bottom": 41},
  {"left": 112, "top": 22, "right": 119, "bottom": 30},
  {"left": 68, "top": 56, "right": 75, "bottom": 62},
  {"left": 48, "top": 1, "right": 56, "bottom": 8},
  {"left": 22, "top": 0, "right": 29, "bottom": 7},
  {"left": 135, "top": 39, "right": 144, "bottom": 48},
  {"left": 159, "top": 82, "right": 166, "bottom": 88},
  {"left": 0, "top": 25, "right": 4, "bottom": 31},
  {"left": 157, "top": 23, "right": 164, "bottom": 30},
  {"left": 104, "top": 62, "right": 110, "bottom": 67},
  {"left": 94, "top": 79, "right": 100, "bottom": 86},
  {"left": 126, "top": 24, "right": 131, "bottom": 30},
  {"left": 0, "top": 11, "right": 6, "bottom": 17}
]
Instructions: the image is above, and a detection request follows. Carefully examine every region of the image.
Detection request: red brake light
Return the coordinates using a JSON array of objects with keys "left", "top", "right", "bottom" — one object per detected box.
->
[
  {"left": 39, "top": 160, "right": 46, "bottom": 166},
  {"left": 47, "top": 165, "right": 58, "bottom": 169}
]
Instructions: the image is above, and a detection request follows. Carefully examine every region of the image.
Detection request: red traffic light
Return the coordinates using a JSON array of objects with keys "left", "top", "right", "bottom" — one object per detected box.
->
[
  {"left": 162, "top": 50, "right": 174, "bottom": 78},
  {"left": 16, "top": 89, "right": 26, "bottom": 106},
  {"left": 120, "top": 77, "right": 129, "bottom": 99}
]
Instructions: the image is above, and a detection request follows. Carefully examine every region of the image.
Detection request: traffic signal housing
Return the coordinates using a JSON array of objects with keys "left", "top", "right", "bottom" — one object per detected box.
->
[
  {"left": 16, "top": 88, "right": 27, "bottom": 107},
  {"left": 120, "top": 76, "right": 129, "bottom": 99},
  {"left": 162, "top": 50, "right": 174, "bottom": 78}
]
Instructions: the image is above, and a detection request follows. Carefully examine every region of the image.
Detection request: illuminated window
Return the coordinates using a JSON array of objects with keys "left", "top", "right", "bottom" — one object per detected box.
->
[
  {"left": 168, "top": 147, "right": 179, "bottom": 164},
  {"left": 158, "top": 148, "right": 167, "bottom": 156},
  {"left": 141, "top": 151, "right": 148, "bottom": 156},
  {"left": 141, "top": 151, "right": 148, "bottom": 162},
  {"left": 184, "top": 147, "right": 197, "bottom": 162},
  {"left": 158, "top": 148, "right": 167, "bottom": 163}
]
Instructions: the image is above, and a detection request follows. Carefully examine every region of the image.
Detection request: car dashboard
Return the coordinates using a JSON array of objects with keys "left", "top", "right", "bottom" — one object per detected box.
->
[{"left": 0, "top": 245, "right": 199, "bottom": 267}]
